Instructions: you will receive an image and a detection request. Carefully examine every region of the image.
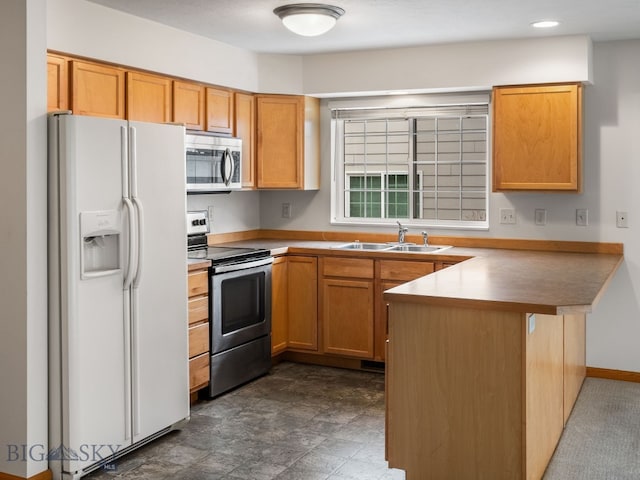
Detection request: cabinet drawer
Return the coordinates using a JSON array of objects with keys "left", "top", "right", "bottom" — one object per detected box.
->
[
  {"left": 188, "top": 271, "right": 208, "bottom": 297},
  {"left": 188, "top": 296, "right": 208, "bottom": 326},
  {"left": 188, "top": 323, "right": 209, "bottom": 358},
  {"left": 189, "top": 353, "right": 209, "bottom": 392},
  {"left": 323, "top": 257, "right": 374, "bottom": 279},
  {"left": 380, "top": 260, "right": 435, "bottom": 282}
]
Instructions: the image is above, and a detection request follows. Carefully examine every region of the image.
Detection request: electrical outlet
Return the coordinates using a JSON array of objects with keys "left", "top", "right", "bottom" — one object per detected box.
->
[
  {"left": 576, "top": 208, "right": 588, "bottom": 226},
  {"left": 616, "top": 211, "right": 629, "bottom": 228},
  {"left": 281, "top": 202, "right": 292, "bottom": 219},
  {"left": 534, "top": 209, "right": 547, "bottom": 226},
  {"left": 499, "top": 208, "right": 516, "bottom": 224}
]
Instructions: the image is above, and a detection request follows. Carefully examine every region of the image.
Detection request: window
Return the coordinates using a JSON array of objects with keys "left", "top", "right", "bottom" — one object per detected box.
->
[{"left": 331, "top": 95, "right": 489, "bottom": 229}]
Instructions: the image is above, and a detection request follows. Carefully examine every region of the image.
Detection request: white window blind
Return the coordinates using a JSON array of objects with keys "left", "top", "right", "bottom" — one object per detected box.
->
[{"left": 330, "top": 94, "right": 489, "bottom": 229}]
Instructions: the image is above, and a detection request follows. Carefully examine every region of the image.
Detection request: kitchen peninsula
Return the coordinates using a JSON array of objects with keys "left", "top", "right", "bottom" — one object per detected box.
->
[
  {"left": 383, "top": 248, "right": 623, "bottom": 480},
  {"left": 215, "top": 233, "right": 623, "bottom": 479}
]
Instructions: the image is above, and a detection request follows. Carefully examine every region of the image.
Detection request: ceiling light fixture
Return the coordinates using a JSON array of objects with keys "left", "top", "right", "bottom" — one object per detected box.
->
[
  {"left": 531, "top": 20, "right": 560, "bottom": 29},
  {"left": 273, "top": 3, "right": 345, "bottom": 37}
]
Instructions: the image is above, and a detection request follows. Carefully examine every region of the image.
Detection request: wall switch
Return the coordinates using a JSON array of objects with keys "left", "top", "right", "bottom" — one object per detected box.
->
[
  {"left": 576, "top": 208, "right": 588, "bottom": 226},
  {"left": 281, "top": 202, "right": 292, "bottom": 219},
  {"left": 499, "top": 208, "right": 516, "bottom": 224},
  {"left": 534, "top": 209, "right": 547, "bottom": 226},
  {"left": 616, "top": 211, "right": 629, "bottom": 228}
]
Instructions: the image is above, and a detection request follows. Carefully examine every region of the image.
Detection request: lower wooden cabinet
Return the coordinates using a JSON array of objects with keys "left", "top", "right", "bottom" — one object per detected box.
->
[
  {"left": 188, "top": 266, "right": 210, "bottom": 393},
  {"left": 321, "top": 257, "right": 374, "bottom": 359},
  {"left": 287, "top": 256, "right": 318, "bottom": 351},
  {"left": 374, "top": 259, "right": 435, "bottom": 361},
  {"left": 271, "top": 256, "right": 289, "bottom": 355},
  {"left": 271, "top": 255, "right": 318, "bottom": 356}
]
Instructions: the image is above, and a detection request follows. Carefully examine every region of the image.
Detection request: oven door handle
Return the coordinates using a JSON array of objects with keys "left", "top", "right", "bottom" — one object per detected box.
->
[{"left": 213, "top": 256, "right": 274, "bottom": 274}]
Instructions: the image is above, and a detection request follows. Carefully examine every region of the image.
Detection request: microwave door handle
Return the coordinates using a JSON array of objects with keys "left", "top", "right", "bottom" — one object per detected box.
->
[{"left": 222, "top": 148, "right": 234, "bottom": 186}]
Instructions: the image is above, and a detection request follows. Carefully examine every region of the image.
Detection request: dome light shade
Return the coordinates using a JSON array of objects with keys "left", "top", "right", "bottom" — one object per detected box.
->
[{"left": 274, "top": 4, "right": 345, "bottom": 37}]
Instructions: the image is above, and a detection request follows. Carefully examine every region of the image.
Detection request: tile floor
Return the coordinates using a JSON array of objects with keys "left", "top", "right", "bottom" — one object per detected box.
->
[{"left": 85, "top": 362, "right": 403, "bottom": 480}]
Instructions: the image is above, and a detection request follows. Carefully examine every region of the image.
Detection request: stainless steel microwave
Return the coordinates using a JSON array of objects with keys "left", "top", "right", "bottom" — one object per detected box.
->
[{"left": 186, "top": 133, "right": 242, "bottom": 193}]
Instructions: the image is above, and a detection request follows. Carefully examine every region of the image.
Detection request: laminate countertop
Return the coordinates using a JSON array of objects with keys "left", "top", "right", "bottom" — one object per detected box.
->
[{"left": 215, "top": 238, "right": 623, "bottom": 316}]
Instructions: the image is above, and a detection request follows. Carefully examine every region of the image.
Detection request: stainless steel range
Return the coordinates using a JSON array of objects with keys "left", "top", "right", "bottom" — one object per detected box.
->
[{"left": 187, "top": 211, "right": 273, "bottom": 397}]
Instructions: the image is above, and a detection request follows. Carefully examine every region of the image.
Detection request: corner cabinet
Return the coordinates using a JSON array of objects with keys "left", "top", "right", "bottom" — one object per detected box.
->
[
  {"left": 255, "top": 95, "right": 320, "bottom": 190},
  {"left": 492, "top": 83, "right": 582, "bottom": 192}
]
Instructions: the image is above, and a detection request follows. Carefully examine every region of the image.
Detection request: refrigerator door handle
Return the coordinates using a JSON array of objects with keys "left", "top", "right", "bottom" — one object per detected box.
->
[
  {"left": 129, "top": 126, "right": 144, "bottom": 287},
  {"left": 132, "top": 197, "right": 144, "bottom": 288},
  {"left": 123, "top": 198, "right": 137, "bottom": 290},
  {"left": 121, "top": 126, "right": 138, "bottom": 290}
]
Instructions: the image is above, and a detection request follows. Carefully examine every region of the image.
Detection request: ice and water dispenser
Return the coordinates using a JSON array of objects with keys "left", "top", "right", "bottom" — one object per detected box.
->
[{"left": 80, "top": 210, "right": 121, "bottom": 279}]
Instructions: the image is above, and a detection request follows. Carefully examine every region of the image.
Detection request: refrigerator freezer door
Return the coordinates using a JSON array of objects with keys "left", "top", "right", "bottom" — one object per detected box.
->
[
  {"left": 49, "top": 114, "right": 133, "bottom": 476},
  {"left": 128, "top": 121, "right": 189, "bottom": 443}
]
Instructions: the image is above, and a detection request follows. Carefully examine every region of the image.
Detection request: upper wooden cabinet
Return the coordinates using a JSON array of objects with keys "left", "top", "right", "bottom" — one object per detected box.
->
[
  {"left": 173, "top": 80, "right": 205, "bottom": 130},
  {"left": 255, "top": 95, "right": 320, "bottom": 190},
  {"left": 70, "top": 60, "right": 125, "bottom": 119},
  {"left": 234, "top": 92, "right": 256, "bottom": 188},
  {"left": 126, "top": 71, "right": 172, "bottom": 123},
  {"left": 206, "top": 87, "right": 233, "bottom": 134},
  {"left": 47, "top": 54, "right": 68, "bottom": 112},
  {"left": 492, "top": 83, "right": 583, "bottom": 192}
]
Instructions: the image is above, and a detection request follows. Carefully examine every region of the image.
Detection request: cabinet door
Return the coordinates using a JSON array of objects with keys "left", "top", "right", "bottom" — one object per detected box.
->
[
  {"left": 256, "top": 95, "right": 304, "bottom": 189},
  {"left": 206, "top": 87, "right": 233, "bottom": 134},
  {"left": 71, "top": 60, "right": 125, "bottom": 119},
  {"left": 322, "top": 278, "right": 374, "bottom": 359},
  {"left": 375, "top": 260, "right": 435, "bottom": 361},
  {"left": 234, "top": 92, "right": 256, "bottom": 188},
  {"left": 173, "top": 80, "right": 205, "bottom": 130},
  {"left": 271, "top": 256, "right": 288, "bottom": 355},
  {"left": 47, "top": 54, "right": 68, "bottom": 112},
  {"left": 288, "top": 256, "right": 318, "bottom": 351},
  {"left": 126, "top": 71, "right": 172, "bottom": 123},
  {"left": 493, "top": 83, "right": 582, "bottom": 192}
]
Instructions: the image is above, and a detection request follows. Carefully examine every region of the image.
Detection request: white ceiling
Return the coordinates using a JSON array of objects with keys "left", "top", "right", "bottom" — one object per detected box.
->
[{"left": 87, "top": 0, "right": 640, "bottom": 55}]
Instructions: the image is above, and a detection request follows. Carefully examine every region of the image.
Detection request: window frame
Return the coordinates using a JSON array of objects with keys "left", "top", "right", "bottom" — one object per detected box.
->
[{"left": 330, "top": 94, "right": 490, "bottom": 230}]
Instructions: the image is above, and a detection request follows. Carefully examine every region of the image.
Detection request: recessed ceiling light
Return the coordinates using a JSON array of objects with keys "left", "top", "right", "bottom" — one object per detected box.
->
[{"left": 531, "top": 20, "right": 560, "bottom": 29}]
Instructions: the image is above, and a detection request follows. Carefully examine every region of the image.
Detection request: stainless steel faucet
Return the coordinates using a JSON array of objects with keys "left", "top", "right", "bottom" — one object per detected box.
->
[
  {"left": 397, "top": 221, "right": 408, "bottom": 243},
  {"left": 421, "top": 231, "right": 429, "bottom": 246}
]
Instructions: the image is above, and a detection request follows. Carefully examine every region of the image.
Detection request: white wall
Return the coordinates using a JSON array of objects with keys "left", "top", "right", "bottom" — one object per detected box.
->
[
  {"left": 303, "top": 35, "right": 593, "bottom": 96},
  {"left": 0, "top": 0, "right": 48, "bottom": 477},
  {"left": 47, "top": 0, "right": 261, "bottom": 91},
  {"left": 260, "top": 39, "right": 640, "bottom": 373}
]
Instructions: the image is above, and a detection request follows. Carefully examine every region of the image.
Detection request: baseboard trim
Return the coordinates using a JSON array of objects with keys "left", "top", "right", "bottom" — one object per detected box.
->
[
  {"left": 0, "top": 470, "right": 52, "bottom": 480},
  {"left": 586, "top": 367, "right": 640, "bottom": 383}
]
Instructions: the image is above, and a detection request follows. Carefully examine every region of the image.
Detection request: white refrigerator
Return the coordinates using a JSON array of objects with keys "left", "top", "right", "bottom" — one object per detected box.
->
[{"left": 48, "top": 113, "right": 190, "bottom": 479}]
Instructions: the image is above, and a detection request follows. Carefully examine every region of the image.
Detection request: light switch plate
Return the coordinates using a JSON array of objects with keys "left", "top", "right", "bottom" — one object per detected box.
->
[
  {"left": 576, "top": 208, "right": 588, "bottom": 226},
  {"left": 534, "top": 209, "right": 547, "bottom": 226}
]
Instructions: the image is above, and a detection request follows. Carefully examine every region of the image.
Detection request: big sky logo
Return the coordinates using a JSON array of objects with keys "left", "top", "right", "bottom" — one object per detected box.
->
[{"left": 6, "top": 443, "right": 122, "bottom": 462}]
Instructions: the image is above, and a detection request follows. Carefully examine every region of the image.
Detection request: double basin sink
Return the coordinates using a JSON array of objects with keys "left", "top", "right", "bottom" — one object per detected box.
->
[{"left": 333, "top": 242, "right": 452, "bottom": 254}]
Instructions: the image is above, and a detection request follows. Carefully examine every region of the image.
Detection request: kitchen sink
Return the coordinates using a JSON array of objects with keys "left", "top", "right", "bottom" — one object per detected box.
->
[
  {"left": 332, "top": 242, "right": 452, "bottom": 254},
  {"left": 387, "top": 244, "right": 453, "bottom": 254},
  {"left": 333, "top": 242, "right": 397, "bottom": 251}
]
